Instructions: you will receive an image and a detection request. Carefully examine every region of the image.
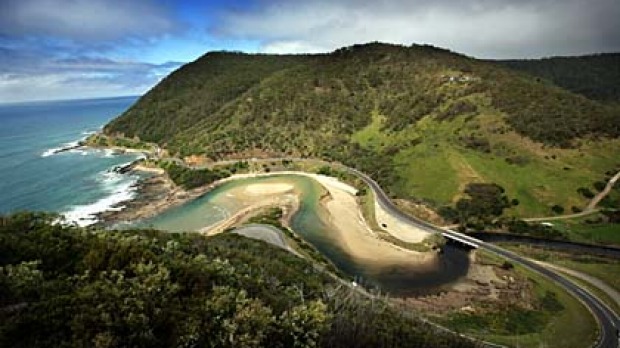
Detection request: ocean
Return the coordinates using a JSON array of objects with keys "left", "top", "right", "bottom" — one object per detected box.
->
[{"left": 0, "top": 96, "right": 142, "bottom": 226}]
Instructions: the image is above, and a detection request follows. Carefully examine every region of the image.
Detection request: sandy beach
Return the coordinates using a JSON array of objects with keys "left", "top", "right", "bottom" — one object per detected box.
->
[
  {"left": 200, "top": 197, "right": 292, "bottom": 235},
  {"left": 132, "top": 164, "right": 165, "bottom": 174},
  {"left": 374, "top": 200, "right": 431, "bottom": 243},
  {"left": 311, "top": 174, "right": 437, "bottom": 265},
  {"left": 243, "top": 182, "right": 295, "bottom": 195},
  {"left": 220, "top": 171, "right": 439, "bottom": 265},
  {"left": 101, "top": 168, "right": 439, "bottom": 270},
  {"left": 226, "top": 171, "right": 432, "bottom": 244},
  {"left": 201, "top": 181, "right": 299, "bottom": 235}
]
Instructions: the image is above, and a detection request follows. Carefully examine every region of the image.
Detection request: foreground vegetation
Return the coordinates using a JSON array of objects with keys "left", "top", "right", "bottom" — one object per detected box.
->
[
  {"left": 104, "top": 42, "right": 619, "bottom": 219},
  {"left": 0, "top": 212, "right": 478, "bottom": 348},
  {"left": 244, "top": 207, "right": 344, "bottom": 277}
]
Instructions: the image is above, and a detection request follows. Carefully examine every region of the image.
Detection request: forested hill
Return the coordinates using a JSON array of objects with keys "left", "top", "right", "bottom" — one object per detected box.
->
[
  {"left": 105, "top": 43, "right": 619, "bottom": 153},
  {"left": 105, "top": 42, "right": 620, "bottom": 218},
  {"left": 497, "top": 53, "right": 620, "bottom": 103},
  {"left": 0, "top": 213, "right": 476, "bottom": 348}
]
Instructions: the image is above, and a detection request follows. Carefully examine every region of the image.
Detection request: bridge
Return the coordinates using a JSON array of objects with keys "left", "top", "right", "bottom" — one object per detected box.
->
[
  {"left": 343, "top": 164, "right": 618, "bottom": 348},
  {"left": 441, "top": 231, "right": 479, "bottom": 248}
]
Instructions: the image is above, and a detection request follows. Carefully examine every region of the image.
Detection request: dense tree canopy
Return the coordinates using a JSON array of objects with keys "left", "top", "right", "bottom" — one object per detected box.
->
[
  {"left": 106, "top": 43, "right": 619, "bottom": 155},
  {"left": 0, "top": 212, "right": 478, "bottom": 348},
  {"left": 103, "top": 42, "right": 620, "bottom": 216},
  {"left": 497, "top": 53, "right": 620, "bottom": 103}
]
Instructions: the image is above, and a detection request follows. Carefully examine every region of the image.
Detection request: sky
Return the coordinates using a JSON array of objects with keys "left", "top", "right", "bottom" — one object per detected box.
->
[{"left": 1, "top": 0, "right": 619, "bottom": 103}]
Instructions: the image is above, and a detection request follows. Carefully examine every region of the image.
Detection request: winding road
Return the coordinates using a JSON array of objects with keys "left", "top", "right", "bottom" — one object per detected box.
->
[
  {"left": 346, "top": 167, "right": 619, "bottom": 348},
  {"left": 141, "top": 154, "right": 620, "bottom": 346}
]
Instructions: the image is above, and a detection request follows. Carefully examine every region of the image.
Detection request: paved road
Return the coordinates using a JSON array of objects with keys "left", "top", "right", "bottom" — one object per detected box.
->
[
  {"left": 153, "top": 155, "right": 619, "bottom": 346},
  {"left": 533, "top": 260, "right": 620, "bottom": 311},
  {"left": 346, "top": 167, "right": 619, "bottom": 348},
  {"left": 232, "top": 223, "right": 298, "bottom": 256}
]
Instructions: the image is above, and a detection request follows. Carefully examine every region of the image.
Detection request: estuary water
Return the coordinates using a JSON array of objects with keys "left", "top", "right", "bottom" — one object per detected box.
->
[
  {"left": 0, "top": 96, "right": 141, "bottom": 225},
  {"left": 139, "top": 174, "right": 470, "bottom": 295}
]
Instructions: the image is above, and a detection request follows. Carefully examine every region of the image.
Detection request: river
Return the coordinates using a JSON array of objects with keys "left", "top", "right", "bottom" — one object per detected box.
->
[{"left": 135, "top": 174, "right": 472, "bottom": 296}]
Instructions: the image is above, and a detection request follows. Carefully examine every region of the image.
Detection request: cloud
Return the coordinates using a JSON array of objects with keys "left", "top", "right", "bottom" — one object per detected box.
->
[
  {"left": 0, "top": 48, "right": 183, "bottom": 103},
  {"left": 1, "top": 0, "right": 618, "bottom": 102},
  {"left": 0, "top": 0, "right": 179, "bottom": 42},
  {"left": 218, "top": 0, "right": 620, "bottom": 58},
  {"left": 0, "top": 0, "right": 191, "bottom": 103}
]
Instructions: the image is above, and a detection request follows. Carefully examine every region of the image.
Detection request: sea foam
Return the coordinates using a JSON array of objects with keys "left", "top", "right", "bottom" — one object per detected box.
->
[
  {"left": 61, "top": 168, "right": 140, "bottom": 227},
  {"left": 41, "top": 140, "right": 80, "bottom": 157},
  {"left": 40, "top": 128, "right": 98, "bottom": 158}
]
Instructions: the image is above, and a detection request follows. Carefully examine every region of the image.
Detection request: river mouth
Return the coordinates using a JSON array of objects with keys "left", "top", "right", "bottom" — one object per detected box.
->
[{"left": 136, "top": 174, "right": 471, "bottom": 296}]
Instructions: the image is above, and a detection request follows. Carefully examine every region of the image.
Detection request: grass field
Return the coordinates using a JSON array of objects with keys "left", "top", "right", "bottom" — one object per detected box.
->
[
  {"left": 499, "top": 243, "right": 620, "bottom": 293},
  {"left": 499, "top": 243, "right": 620, "bottom": 314},
  {"left": 460, "top": 150, "right": 589, "bottom": 216},
  {"left": 485, "top": 265, "right": 598, "bottom": 348},
  {"left": 351, "top": 108, "right": 619, "bottom": 219},
  {"left": 393, "top": 145, "right": 460, "bottom": 204},
  {"left": 566, "top": 275, "right": 620, "bottom": 317},
  {"left": 548, "top": 213, "right": 620, "bottom": 246},
  {"left": 442, "top": 251, "right": 598, "bottom": 348}
]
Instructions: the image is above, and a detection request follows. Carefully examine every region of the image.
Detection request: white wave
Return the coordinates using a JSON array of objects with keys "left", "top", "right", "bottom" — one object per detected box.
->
[
  {"left": 67, "top": 148, "right": 89, "bottom": 156},
  {"left": 41, "top": 126, "right": 99, "bottom": 158},
  {"left": 41, "top": 148, "right": 59, "bottom": 158},
  {"left": 103, "top": 149, "right": 115, "bottom": 158},
  {"left": 75, "top": 148, "right": 88, "bottom": 154},
  {"left": 83, "top": 148, "right": 114, "bottom": 158},
  {"left": 41, "top": 140, "right": 80, "bottom": 157},
  {"left": 61, "top": 170, "right": 140, "bottom": 227},
  {"left": 107, "top": 160, "right": 135, "bottom": 174}
]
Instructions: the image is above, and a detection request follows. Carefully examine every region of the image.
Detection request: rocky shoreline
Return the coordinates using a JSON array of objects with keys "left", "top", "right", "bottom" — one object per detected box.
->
[
  {"left": 95, "top": 173, "right": 174, "bottom": 227},
  {"left": 95, "top": 166, "right": 229, "bottom": 228}
]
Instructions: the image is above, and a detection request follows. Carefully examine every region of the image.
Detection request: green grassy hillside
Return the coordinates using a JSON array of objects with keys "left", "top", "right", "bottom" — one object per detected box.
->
[{"left": 105, "top": 42, "right": 620, "bottom": 218}]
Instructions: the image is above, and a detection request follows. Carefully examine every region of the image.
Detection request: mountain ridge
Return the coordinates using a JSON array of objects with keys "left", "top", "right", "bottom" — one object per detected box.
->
[
  {"left": 104, "top": 42, "right": 620, "bottom": 218},
  {"left": 496, "top": 52, "right": 620, "bottom": 103}
]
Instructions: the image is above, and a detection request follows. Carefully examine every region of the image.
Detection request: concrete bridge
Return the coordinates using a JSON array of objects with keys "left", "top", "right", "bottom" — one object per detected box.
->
[{"left": 441, "top": 231, "right": 480, "bottom": 249}]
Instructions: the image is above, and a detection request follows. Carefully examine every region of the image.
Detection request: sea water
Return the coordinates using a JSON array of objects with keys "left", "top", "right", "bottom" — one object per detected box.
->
[{"left": 0, "top": 96, "right": 141, "bottom": 226}]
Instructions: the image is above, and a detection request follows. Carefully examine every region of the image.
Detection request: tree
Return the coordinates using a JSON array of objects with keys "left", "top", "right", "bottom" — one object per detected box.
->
[
  {"left": 551, "top": 205, "right": 565, "bottom": 214},
  {"left": 277, "top": 300, "right": 329, "bottom": 348}
]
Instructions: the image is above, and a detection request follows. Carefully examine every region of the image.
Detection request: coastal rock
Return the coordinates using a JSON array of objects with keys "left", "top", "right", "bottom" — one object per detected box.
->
[{"left": 111, "top": 162, "right": 135, "bottom": 174}]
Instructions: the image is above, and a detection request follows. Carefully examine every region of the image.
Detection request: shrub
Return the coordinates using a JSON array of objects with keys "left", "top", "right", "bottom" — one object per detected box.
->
[
  {"left": 577, "top": 187, "right": 595, "bottom": 199},
  {"left": 551, "top": 205, "right": 565, "bottom": 214}
]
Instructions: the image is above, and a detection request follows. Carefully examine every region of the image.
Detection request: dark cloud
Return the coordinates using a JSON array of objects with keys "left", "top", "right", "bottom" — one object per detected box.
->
[{"left": 218, "top": 0, "right": 620, "bottom": 58}]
